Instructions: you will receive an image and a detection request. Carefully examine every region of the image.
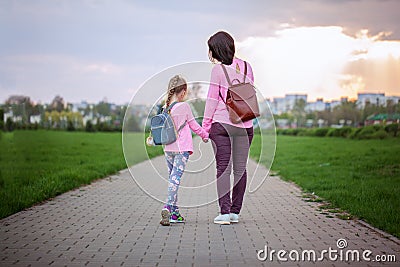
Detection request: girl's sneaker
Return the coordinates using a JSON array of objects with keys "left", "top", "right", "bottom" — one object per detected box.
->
[
  {"left": 160, "top": 208, "right": 171, "bottom": 226},
  {"left": 170, "top": 211, "right": 185, "bottom": 223}
]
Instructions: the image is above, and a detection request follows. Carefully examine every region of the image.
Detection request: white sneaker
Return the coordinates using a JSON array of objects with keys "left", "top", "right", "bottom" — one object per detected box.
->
[
  {"left": 229, "top": 213, "right": 239, "bottom": 223},
  {"left": 214, "top": 214, "right": 231, "bottom": 225}
]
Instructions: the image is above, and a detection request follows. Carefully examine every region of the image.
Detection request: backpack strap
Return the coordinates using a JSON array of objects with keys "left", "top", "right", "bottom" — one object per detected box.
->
[
  {"left": 165, "top": 101, "right": 187, "bottom": 133},
  {"left": 243, "top": 61, "right": 247, "bottom": 83},
  {"left": 219, "top": 62, "right": 248, "bottom": 103},
  {"left": 219, "top": 64, "right": 230, "bottom": 104},
  {"left": 219, "top": 90, "right": 226, "bottom": 104},
  {"left": 221, "top": 64, "right": 232, "bottom": 87},
  {"left": 221, "top": 61, "right": 248, "bottom": 84},
  {"left": 176, "top": 120, "right": 187, "bottom": 133},
  {"left": 164, "top": 101, "right": 178, "bottom": 113}
]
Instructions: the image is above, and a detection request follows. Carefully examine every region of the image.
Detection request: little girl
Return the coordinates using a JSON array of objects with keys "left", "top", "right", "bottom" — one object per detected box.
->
[{"left": 159, "top": 75, "right": 209, "bottom": 226}]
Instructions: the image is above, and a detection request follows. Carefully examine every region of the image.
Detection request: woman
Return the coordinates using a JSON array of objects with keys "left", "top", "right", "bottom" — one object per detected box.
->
[{"left": 202, "top": 31, "right": 254, "bottom": 225}]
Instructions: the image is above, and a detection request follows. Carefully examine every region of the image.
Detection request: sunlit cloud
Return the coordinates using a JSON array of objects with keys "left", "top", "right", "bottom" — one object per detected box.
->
[{"left": 237, "top": 26, "right": 400, "bottom": 101}]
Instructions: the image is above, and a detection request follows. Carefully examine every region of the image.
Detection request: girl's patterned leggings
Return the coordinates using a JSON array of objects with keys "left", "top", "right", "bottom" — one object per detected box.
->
[{"left": 164, "top": 151, "right": 190, "bottom": 212}]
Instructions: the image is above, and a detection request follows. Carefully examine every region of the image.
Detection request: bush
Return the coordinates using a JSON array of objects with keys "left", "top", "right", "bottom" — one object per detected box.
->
[
  {"left": 340, "top": 127, "right": 354, "bottom": 137},
  {"left": 349, "top": 127, "right": 363, "bottom": 139},
  {"left": 85, "top": 121, "right": 96, "bottom": 132},
  {"left": 291, "top": 128, "right": 308, "bottom": 136},
  {"left": 277, "top": 125, "right": 395, "bottom": 140},
  {"left": 279, "top": 129, "right": 295, "bottom": 135},
  {"left": 5, "top": 118, "right": 14, "bottom": 132},
  {"left": 327, "top": 128, "right": 337, "bottom": 137},
  {"left": 96, "top": 122, "right": 115, "bottom": 132},
  {"left": 384, "top": 123, "right": 399, "bottom": 137},
  {"left": 356, "top": 125, "right": 379, "bottom": 139},
  {"left": 296, "top": 130, "right": 308, "bottom": 136},
  {"left": 371, "top": 130, "right": 389, "bottom": 139},
  {"left": 327, "top": 126, "right": 353, "bottom": 138},
  {"left": 314, "top": 128, "right": 330, "bottom": 137},
  {"left": 371, "top": 124, "right": 384, "bottom": 131},
  {"left": 67, "top": 121, "right": 76, "bottom": 131}
]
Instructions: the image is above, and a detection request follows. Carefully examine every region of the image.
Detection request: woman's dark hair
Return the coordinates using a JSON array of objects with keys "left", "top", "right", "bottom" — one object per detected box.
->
[{"left": 208, "top": 31, "right": 235, "bottom": 65}]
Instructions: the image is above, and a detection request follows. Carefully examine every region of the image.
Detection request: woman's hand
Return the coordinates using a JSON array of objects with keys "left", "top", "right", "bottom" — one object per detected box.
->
[{"left": 202, "top": 138, "right": 209, "bottom": 143}]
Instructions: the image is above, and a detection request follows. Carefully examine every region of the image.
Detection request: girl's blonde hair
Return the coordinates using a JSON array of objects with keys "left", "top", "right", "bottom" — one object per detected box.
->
[{"left": 165, "top": 75, "right": 187, "bottom": 108}]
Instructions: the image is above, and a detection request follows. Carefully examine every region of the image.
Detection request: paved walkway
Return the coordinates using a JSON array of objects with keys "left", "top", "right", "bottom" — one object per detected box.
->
[{"left": 0, "top": 139, "right": 399, "bottom": 267}]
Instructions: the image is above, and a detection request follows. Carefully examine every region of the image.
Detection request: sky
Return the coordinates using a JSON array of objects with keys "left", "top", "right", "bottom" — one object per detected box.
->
[{"left": 1, "top": 0, "right": 400, "bottom": 104}]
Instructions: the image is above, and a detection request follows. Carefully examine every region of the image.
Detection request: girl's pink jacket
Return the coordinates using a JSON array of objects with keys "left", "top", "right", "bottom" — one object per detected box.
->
[{"left": 164, "top": 102, "right": 209, "bottom": 154}]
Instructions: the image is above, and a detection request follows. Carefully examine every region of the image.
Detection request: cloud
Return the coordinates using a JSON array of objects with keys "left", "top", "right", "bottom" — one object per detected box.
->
[
  {"left": 342, "top": 29, "right": 400, "bottom": 96},
  {"left": 1, "top": 0, "right": 400, "bottom": 104},
  {"left": 342, "top": 56, "right": 400, "bottom": 96},
  {"left": 237, "top": 26, "right": 355, "bottom": 100},
  {"left": 237, "top": 26, "right": 400, "bottom": 101},
  {"left": 0, "top": 54, "right": 150, "bottom": 104}
]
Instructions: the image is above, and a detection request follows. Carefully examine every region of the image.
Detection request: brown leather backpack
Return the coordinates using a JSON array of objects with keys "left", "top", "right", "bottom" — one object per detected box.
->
[{"left": 219, "top": 61, "right": 260, "bottom": 124}]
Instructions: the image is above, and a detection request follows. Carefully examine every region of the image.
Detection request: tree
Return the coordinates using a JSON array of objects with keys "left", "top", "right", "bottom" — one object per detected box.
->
[
  {"left": 292, "top": 99, "right": 306, "bottom": 128},
  {"left": 315, "top": 109, "right": 333, "bottom": 126},
  {"left": 361, "top": 102, "right": 386, "bottom": 122},
  {"left": 96, "top": 102, "right": 111, "bottom": 116},
  {"left": 188, "top": 82, "right": 203, "bottom": 101},
  {"left": 332, "top": 101, "right": 361, "bottom": 126},
  {"left": 0, "top": 108, "right": 3, "bottom": 131},
  {"left": 125, "top": 115, "right": 141, "bottom": 132},
  {"left": 5, "top": 117, "right": 14, "bottom": 132},
  {"left": 67, "top": 120, "right": 75, "bottom": 131},
  {"left": 50, "top": 95, "right": 65, "bottom": 112},
  {"left": 85, "top": 120, "right": 96, "bottom": 132}
]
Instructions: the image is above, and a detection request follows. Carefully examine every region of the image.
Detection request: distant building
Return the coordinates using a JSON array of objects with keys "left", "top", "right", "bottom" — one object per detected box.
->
[
  {"left": 71, "top": 101, "right": 89, "bottom": 112},
  {"left": 365, "top": 113, "right": 400, "bottom": 125},
  {"left": 271, "top": 94, "right": 307, "bottom": 114},
  {"left": 3, "top": 110, "right": 13, "bottom": 122},
  {"left": 357, "top": 93, "right": 386, "bottom": 108},
  {"left": 386, "top": 96, "right": 400, "bottom": 105},
  {"left": 328, "top": 101, "right": 340, "bottom": 110},
  {"left": 271, "top": 97, "right": 285, "bottom": 114},
  {"left": 30, "top": 115, "right": 41, "bottom": 124},
  {"left": 285, "top": 94, "right": 308, "bottom": 108},
  {"left": 326, "top": 97, "right": 348, "bottom": 110},
  {"left": 306, "top": 98, "right": 326, "bottom": 112},
  {"left": 357, "top": 92, "right": 400, "bottom": 109}
]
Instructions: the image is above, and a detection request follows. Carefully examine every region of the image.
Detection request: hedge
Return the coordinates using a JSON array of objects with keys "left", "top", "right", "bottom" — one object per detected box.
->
[{"left": 275, "top": 123, "right": 399, "bottom": 140}]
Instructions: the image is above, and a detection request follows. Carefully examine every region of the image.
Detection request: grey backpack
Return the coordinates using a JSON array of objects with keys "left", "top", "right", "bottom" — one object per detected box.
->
[{"left": 150, "top": 102, "right": 186, "bottom": 145}]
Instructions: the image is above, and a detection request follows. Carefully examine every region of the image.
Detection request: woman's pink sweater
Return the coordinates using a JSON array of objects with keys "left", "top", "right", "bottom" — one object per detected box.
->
[{"left": 202, "top": 57, "right": 254, "bottom": 133}]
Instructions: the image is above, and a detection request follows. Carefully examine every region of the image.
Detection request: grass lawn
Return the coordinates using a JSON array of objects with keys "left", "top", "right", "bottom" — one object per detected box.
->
[
  {"left": 0, "top": 130, "right": 161, "bottom": 219},
  {"left": 250, "top": 135, "right": 400, "bottom": 238}
]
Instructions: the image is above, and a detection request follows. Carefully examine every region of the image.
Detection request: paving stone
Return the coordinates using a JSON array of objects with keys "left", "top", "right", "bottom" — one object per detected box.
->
[{"left": 0, "top": 139, "right": 399, "bottom": 267}]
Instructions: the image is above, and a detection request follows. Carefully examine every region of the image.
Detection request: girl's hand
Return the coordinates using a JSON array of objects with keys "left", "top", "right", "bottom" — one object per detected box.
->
[{"left": 202, "top": 138, "right": 209, "bottom": 143}]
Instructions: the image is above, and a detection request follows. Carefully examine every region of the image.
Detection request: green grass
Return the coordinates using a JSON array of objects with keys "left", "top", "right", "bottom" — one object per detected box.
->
[
  {"left": 250, "top": 135, "right": 400, "bottom": 238},
  {"left": 0, "top": 130, "right": 161, "bottom": 219}
]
